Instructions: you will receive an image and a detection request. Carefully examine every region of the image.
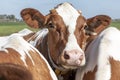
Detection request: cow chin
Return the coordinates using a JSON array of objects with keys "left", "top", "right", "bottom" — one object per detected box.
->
[
  {"left": 62, "top": 65, "right": 79, "bottom": 70},
  {"left": 61, "top": 60, "right": 86, "bottom": 70},
  {"left": 58, "top": 56, "right": 86, "bottom": 70}
]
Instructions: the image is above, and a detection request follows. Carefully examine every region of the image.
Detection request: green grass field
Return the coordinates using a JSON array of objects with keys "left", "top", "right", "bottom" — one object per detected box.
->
[
  {"left": 0, "top": 22, "right": 38, "bottom": 36},
  {"left": 0, "top": 21, "right": 120, "bottom": 36},
  {"left": 110, "top": 21, "right": 120, "bottom": 29}
]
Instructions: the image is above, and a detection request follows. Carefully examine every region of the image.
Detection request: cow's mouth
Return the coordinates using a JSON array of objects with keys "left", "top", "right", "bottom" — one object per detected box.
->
[
  {"left": 49, "top": 59, "right": 78, "bottom": 71},
  {"left": 48, "top": 53, "right": 79, "bottom": 71},
  {"left": 48, "top": 49, "right": 85, "bottom": 71},
  {"left": 58, "top": 60, "right": 84, "bottom": 70},
  {"left": 48, "top": 51, "right": 69, "bottom": 71},
  {"left": 56, "top": 56, "right": 85, "bottom": 70},
  {"left": 62, "top": 65, "right": 79, "bottom": 70},
  {"left": 57, "top": 52, "right": 86, "bottom": 70}
]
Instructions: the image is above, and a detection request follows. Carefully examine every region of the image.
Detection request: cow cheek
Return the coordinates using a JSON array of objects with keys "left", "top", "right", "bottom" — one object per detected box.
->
[
  {"left": 50, "top": 29, "right": 59, "bottom": 41},
  {"left": 48, "top": 31, "right": 60, "bottom": 63}
]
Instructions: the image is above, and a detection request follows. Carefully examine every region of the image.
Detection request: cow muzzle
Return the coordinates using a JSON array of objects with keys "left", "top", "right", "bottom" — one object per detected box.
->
[{"left": 60, "top": 49, "right": 85, "bottom": 69}]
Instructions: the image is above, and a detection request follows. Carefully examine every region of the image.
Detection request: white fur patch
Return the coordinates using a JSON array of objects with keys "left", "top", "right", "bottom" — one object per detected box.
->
[
  {"left": 95, "top": 27, "right": 120, "bottom": 80},
  {"left": 76, "top": 27, "right": 120, "bottom": 80},
  {"left": 100, "top": 27, "right": 120, "bottom": 61},
  {"left": 29, "top": 28, "right": 48, "bottom": 46},
  {"left": 56, "top": 2, "right": 83, "bottom": 52},
  {"left": 0, "top": 36, "right": 9, "bottom": 51},
  {"left": 0, "top": 28, "right": 33, "bottom": 52}
]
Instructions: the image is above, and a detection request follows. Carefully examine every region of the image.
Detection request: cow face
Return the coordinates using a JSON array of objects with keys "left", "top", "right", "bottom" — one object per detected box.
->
[{"left": 21, "top": 2, "right": 87, "bottom": 69}]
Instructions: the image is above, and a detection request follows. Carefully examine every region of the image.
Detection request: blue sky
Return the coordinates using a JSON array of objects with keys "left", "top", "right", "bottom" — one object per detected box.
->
[{"left": 0, "top": 0, "right": 119, "bottom": 19}]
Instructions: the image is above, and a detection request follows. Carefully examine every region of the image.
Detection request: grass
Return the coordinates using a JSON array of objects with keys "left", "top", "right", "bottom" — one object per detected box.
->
[
  {"left": 110, "top": 21, "right": 120, "bottom": 29},
  {"left": 0, "top": 22, "right": 38, "bottom": 36},
  {"left": 0, "top": 21, "right": 120, "bottom": 36}
]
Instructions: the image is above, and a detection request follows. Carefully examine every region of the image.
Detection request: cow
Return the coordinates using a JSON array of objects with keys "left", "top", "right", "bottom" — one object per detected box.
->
[
  {"left": 0, "top": 33, "right": 58, "bottom": 80},
  {"left": 21, "top": 2, "right": 87, "bottom": 79},
  {"left": 75, "top": 27, "right": 120, "bottom": 80},
  {"left": 20, "top": 2, "right": 111, "bottom": 80},
  {"left": 19, "top": 15, "right": 111, "bottom": 80},
  {"left": 21, "top": 2, "right": 87, "bottom": 71}
]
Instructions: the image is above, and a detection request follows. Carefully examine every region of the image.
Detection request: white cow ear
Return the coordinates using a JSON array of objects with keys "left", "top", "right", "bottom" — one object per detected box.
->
[{"left": 21, "top": 8, "right": 45, "bottom": 29}]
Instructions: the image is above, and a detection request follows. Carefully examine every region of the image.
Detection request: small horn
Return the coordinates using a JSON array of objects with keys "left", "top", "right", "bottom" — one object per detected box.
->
[
  {"left": 50, "top": 9, "right": 57, "bottom": 14},
  {"left": 78, "top": 10, "right": 82, "bottom": 15}
]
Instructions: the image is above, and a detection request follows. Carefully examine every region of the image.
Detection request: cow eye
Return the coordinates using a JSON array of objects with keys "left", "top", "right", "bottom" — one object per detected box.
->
[
  {"left": 84, "top": 25, "right": 89, "bottom": 30},
  {"left": 48, "top": 22, "right": 54, "bottom": 28}
]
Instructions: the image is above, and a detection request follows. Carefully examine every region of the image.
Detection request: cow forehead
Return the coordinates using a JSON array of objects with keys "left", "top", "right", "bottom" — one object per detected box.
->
[
  {"left": 55, "top": 2, "right": 83, "bottom": 51},
  {"left": 55, "top": 2, "right": 80, "bottom": 31}
]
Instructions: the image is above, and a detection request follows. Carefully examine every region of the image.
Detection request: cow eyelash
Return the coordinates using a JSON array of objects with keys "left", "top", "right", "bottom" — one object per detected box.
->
[
  {"left": 48, "top": 22, "right": 54, "bottom": 28},
  {"left": 84, "top": 25, "right": 89, "bottom": 30}
]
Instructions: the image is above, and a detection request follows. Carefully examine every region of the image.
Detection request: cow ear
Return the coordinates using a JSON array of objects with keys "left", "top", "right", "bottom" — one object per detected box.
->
[
  {"left": 86, "top": 15, "right": 111, "bottom": 35},
  {"left": 21, "top": 8, "right": 45, "bottom": 28}
]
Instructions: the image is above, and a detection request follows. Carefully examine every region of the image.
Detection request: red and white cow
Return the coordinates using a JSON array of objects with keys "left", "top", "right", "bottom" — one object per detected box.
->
[
  {"left": 20, "top": 15, "right": 111, "bottom": 80},
  {"left": 75, "top": 27, "right": 120, "bottom": 80},
  {"left": 21, "top": 2, "right": 88, "bottom": 80},
  {"left": 0, "top": 33, "right": 58, "bottom": 80},
  {"left": 21, "top": 2, "right": 87, "bottom": 70},
  {"left": 21, "top": 2, "right": 111, "bottom": 80}
]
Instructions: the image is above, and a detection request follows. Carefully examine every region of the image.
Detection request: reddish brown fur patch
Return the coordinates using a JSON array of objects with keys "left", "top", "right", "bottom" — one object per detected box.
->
[
  {"left": 83, "top": 66, "right": 97, "bottom": 80},
  {"left": 23, "top": 32, "right": 35, "bottom": 41},
  {"left": 45, "top": 13, "right": 69, "bottom": 64},
  {"left": 28, "top": 50, "right": 53, "bottom": 80},
  {"left": 87, "top": 15, "right": 111, "bottom": 33},
  {"left": 75, "top": 16, "right": 88, "bottom": 50},
  {"left": 86, "top": 15, "right": 111, "bottom": 48},
  {"left": 0, "top": 48, "right": 24, "bottom": 65},
  {"left": 0, "top": 63, "right": 32, "bottom": 80},
  {"left": 0, "top": 48, "right": 54, "bottom": 80},
  {"left": 21, "top": 8, "right": 45, "bottom": 28},
  {"left": 109, "top": 58, "right": 120, "bottom": 80}
]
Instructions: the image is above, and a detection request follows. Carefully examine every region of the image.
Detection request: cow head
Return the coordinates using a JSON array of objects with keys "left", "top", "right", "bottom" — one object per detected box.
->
[{"left": 21, "top": 2, "right": 89, "bottom": 70}]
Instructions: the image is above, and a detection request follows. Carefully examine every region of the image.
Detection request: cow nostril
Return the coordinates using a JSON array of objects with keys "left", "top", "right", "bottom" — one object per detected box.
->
[
  {"left": 64, "top": 51, "right": 70, "bottom": 60},
  {"left": 79, "top": 55, "right": 83, "bottom": 61}
]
